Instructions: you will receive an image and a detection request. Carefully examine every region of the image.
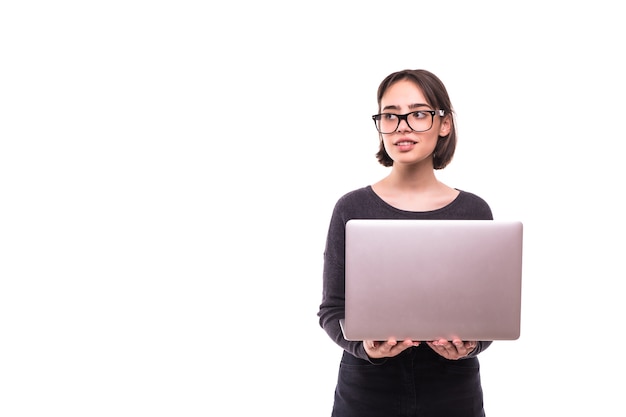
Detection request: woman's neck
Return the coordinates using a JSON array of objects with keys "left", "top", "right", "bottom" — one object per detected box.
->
[{"left": 371, "top": 165, "right": 458, "bottom": 211}]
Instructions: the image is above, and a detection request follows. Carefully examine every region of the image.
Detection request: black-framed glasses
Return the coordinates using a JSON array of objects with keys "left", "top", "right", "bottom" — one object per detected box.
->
[{"left": 372, "top": 109, "right": 445, "bottom": 134}]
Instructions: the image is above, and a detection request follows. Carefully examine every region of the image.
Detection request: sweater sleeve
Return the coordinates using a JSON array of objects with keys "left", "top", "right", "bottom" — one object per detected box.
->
[{"left": 317, "top": 194, "right": 374, "bottom": 361}]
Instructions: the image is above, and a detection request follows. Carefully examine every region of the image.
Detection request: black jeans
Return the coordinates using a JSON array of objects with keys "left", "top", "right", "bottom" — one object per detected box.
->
[{"left": 331, "top": 345, "right": 486, "bottom": 417}]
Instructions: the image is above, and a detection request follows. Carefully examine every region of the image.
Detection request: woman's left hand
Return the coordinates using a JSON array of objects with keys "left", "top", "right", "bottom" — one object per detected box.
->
[{"left": 426, "top": 339, "right": 476, "bottom": 360}]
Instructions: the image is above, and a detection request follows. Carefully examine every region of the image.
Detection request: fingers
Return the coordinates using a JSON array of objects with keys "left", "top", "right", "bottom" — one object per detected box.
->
[
  {"left": 464, "top": 341, "right": 477, "bottom": 353},
  {"left": 364, "top": 338, "right": 420, "bottom": 359},
  {"left": 364, "top": 337, "right": 477, "bottom": 360},
  {"left": 426, "top": 339, "right": 477, "bottom": 360}
]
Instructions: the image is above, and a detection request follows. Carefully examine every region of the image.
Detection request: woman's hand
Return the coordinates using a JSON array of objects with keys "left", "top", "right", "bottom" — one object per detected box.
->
[
  {"left": 363, "top": 338, "right": 420, "bottom": 359},
  {"left": 426, "top": 338, "right": 477, "bottom": 360}
]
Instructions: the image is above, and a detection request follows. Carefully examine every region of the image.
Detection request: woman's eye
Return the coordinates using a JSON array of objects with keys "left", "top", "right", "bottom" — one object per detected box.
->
[
  {"left": 383, "top": 114, "right": 397, "bottom": 120},
  {"left": 412, "top": 111, "right": 427, "bottom": 119}
]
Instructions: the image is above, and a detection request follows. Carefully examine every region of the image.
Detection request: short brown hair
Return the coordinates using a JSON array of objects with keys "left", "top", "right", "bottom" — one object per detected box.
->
[{"left": 375, "top": 69, "right": 457, "bottom": 169}]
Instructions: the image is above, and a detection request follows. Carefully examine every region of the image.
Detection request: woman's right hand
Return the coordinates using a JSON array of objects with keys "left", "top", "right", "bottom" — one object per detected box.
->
[{"left": 363, "top": 338, "right": 420, "bottom": 359}]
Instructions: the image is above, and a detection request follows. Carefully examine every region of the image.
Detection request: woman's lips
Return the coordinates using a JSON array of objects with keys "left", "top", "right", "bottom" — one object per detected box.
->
[{"left": 395, "top": 140, "right": 417, "bottom": 151}]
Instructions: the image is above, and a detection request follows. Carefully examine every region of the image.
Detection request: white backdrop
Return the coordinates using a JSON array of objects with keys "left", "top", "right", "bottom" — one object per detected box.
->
[{"left": 1, "top": 1, "right": 625, "bottom": 416}]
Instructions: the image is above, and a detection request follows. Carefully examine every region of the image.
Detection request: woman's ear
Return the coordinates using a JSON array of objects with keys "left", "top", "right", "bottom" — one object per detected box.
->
[{"left": 438, "top": 114, "right": 452, "bottom": 137}]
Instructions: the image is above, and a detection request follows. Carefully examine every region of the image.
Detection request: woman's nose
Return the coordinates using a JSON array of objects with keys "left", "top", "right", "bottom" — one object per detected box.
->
[{"left": 396, "top": 117, "right": 411, "bottom": 132}]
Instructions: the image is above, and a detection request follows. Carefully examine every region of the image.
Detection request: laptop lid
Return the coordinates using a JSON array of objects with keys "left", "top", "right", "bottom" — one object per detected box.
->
[{"left": 341, "top": 219, "right": 523, "bottom": 341}]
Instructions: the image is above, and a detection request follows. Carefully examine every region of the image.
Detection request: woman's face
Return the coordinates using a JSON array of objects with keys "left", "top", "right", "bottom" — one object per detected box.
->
[{"left": 379, "top": 79, "right": 450, "bottom": 167}]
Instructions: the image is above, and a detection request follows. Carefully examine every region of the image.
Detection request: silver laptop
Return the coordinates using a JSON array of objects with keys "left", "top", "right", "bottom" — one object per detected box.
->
[{"left": 340, "top": 219, "right": 523, "bottom": 341}]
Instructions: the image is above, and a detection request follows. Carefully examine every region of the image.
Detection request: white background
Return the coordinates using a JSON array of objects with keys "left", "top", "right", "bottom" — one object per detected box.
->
[{"left": 1, "top": 1, "right": 625, "bottom": 416}]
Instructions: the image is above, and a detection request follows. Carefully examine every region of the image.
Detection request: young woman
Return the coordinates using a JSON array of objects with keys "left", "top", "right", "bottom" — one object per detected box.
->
[{"left": 318, "top": 69, "right": 493, "bottom": 417}]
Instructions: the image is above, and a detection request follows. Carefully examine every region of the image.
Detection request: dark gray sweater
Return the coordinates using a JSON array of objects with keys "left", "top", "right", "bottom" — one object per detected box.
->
[{"left": 318, "top": 185, "right": 494, "bottom": 362}]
